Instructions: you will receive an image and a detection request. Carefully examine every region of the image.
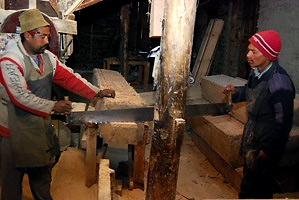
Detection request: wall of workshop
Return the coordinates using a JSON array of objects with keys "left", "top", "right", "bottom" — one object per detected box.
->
[
  {"left": 258, "top": 0, "right": 299, "bottom": 92},
  {"left": 190, "top": 0, "right": 258, "bottom": 80}
]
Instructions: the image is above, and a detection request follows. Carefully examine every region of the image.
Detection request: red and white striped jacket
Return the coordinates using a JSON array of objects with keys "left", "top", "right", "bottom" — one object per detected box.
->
[{"left": 0, "top": 39, "right": 100, "bottom": 138}]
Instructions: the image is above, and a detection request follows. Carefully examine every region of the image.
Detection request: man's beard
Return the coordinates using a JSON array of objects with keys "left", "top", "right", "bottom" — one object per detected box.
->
[{"left": 34, "top": 44, "right": 48, "bottom": 54}]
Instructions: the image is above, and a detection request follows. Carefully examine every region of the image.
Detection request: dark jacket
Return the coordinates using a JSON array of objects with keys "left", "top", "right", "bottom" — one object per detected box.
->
[{"left": 233, "top": 62, "right": 295, "bottom": 160}]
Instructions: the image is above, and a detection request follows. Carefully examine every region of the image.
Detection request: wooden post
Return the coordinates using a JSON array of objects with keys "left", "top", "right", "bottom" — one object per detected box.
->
[
  {"left": 146, "top": 0, "right": 197, "bottom": 199},
  {"left": 225, "top": 0, "right": 238, "bottom": 76},
  {"left": 85, "top": 123, "right": 98, "bottom": 187},
  {"left": 119, "top": 4, "right": 129, "bottom": 80}
]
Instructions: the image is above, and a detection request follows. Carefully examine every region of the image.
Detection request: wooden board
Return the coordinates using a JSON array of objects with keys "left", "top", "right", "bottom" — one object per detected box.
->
[
  {"left": 98, "top": 159, "right": 115, "bottom": 200},
  {"left": 201, "top": 74, "right": 247, "bottom": 123},
  {"left": 139, "top": 85, "right": 203, "bottom": 106},
  {"left": 187, "top": 115, "right": 299, "bottom": 169},
  {"left": 149, "top": 0, "right": 165, "bottom": 38},
  {"left": 50, "top": 17, "right": 77, "bottom": 35},
  {"left": 190, "top": 130, "right": 242, "bottom": 192},
  {"left": 193, "top": 19, "right": 224, "bottom": 84},
  {"left": 187, "top": 115, "right": 244, "bottom": 168}
]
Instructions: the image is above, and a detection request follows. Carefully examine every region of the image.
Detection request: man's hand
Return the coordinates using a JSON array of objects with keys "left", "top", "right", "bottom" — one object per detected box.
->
[
  {"left": 223, "top": 84, "right": 237, "bottom": 95},
  {"left": 96, "top": 89, "right": 116, "bottom": 98},
  {"left": 256, "top": 149, "right": 268, "bottom": 161},
  {"left": 53, "top": 100, "right": 72, "bottom": 114}
]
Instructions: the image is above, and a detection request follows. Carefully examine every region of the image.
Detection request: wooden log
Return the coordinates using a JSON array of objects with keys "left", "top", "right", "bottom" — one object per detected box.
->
[
  {"left": 92, "top": 69, "right": 150, "bottom": 189},
  {"left": 92, "top": 69, "right": 147, "bottom": 145},
  {"left": 146, "top": 0, "right": 197, "bottom": 199}
]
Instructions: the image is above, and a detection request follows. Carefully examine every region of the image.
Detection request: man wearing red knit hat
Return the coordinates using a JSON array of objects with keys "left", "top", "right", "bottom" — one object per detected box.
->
[{"left": 224, "top": 30, "right": 295, "bottom": 198}]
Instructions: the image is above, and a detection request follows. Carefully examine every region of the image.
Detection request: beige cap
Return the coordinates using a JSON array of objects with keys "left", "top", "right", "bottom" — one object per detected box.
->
[{"left": 19, "top": 9, "right": 50, "bottom": 33}]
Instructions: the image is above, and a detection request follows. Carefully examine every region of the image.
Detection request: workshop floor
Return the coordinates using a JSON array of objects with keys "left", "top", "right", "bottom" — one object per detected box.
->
[
  {"left": 12, "top": 129, "right": 299, "bottom": 199},
  {"left": 21, "top": 130, "right": 238, "bottom": 200}
]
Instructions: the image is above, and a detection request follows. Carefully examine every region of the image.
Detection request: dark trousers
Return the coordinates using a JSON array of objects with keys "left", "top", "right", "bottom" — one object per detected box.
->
[
  {"left": 0, "top": 137, "right": 53, "bottom": 200},
  {"left": 239, "top": 157, "right": 275, "bottom": 199}
]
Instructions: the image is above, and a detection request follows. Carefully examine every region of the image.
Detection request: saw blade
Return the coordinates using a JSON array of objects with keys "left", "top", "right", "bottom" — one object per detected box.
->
[{"left": 70, "top": 106, "right": 154, "bottom": 124}]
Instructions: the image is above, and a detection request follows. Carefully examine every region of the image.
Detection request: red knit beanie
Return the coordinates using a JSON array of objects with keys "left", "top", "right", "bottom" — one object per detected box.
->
[{"left": 248, "top": 30, "right": 281, "bottom": 61}]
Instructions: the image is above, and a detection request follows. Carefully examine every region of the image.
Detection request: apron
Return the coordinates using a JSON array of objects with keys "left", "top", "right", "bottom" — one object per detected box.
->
[
  {"left": 8, "top": 52, "right": 59, "bottom": 167},
  {"left": 240, "top": 68, "right": 275, "bottom": 158}
]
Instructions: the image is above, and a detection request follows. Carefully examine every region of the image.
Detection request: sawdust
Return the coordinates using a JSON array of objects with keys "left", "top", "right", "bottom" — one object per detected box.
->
[
  {"left": 21, "top": 133, "right": 239, "bottom": 200},
  {"left": 51, "top": 148, "right": 98, "bottom": 200}
]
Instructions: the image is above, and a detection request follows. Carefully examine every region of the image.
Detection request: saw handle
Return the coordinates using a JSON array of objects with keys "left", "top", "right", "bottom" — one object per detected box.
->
[
  {"left": 227, "top": 91, "right": 232, "bottom": 106},
  {"left": 64, "top": 96, "right": 70, "bottom": 124}
]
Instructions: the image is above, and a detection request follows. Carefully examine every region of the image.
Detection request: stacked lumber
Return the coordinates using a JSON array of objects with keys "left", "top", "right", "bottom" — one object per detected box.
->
[{"left": 187, "top": 74, "right": 299, "bottom": 192}]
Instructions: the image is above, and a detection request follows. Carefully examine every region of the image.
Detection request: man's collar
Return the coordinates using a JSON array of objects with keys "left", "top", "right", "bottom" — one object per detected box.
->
[{"left": 253, "top": 62, "right": 273, "bottom": 79}]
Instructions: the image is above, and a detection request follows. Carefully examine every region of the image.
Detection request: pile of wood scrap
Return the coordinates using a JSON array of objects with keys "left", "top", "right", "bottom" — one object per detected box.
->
[{"left": 186, "top": 74, "right": 299, "bottom": 192}]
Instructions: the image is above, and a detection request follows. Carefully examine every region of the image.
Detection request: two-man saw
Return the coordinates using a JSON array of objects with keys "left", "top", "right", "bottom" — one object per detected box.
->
[{"left": 67, "top": 102, "right": 231, "bottom": 125}]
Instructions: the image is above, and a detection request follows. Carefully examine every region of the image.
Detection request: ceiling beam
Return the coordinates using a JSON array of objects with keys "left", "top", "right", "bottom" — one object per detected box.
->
[{"left": 75, "top": 0, "right": 104, "bottom": 11}]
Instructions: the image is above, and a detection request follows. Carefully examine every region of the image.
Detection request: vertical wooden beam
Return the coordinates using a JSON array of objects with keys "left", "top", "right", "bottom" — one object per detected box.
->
[
  {"left": 146, "top": 0, "right": 197, "bottom": 199},
  {"left": 119, "top": 4, "right": 129, "bottom": 80},
  {"left": 133, "top": 124, "right": 148, "bottom": 190},
  {"left": 85, "top": 123, "right": 98, "bottom": 187},
  {"left": 237, "top": 0, "right": 259, "bottom": 78},
  {"left": 225, "top": 0, "right": 238, "bottom": 76}
]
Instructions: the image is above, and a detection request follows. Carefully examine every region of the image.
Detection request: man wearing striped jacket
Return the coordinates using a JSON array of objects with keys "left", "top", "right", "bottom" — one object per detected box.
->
[{"left": 0, "top": 9, "right": 115, "bottom": 200}]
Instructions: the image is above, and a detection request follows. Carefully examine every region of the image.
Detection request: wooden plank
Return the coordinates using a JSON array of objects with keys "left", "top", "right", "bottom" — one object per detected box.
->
[
  {"left": 191, "top": 19, "right": 214, "bottom": 78},
  {"left": 133, "top": 124, "right": 148, "bottom": 190},
  {"left": 92, "top": 69, "right": 147, "bottom": 110},
  {"left": 139, "top": 85, "right": 204, "bottom": 106},
  {"left": 98, "top": 159, "right": 115, "bottom": 200},
  {"left": 49, "top": 0, "right": 61, "bottom": 18},
  {"left": 85, "top": 124, "right": 98, "bottom": 187},
  {"left": 200, "top": 74, "right": 247, "bottom": 123},
  {"left": 76, "top": 0, "right": 104, "bottom": 11},
  {"left": 50, "top": 17, "right": 77, "bottom": 34},
  {"left": 128, "top": 144, "right": 134, "bottom": 190},
  {"left": 149, "top": 0, "right": 165, "bottom": 38},
  {"left": 193, "top": 19, "right": 224, "bottom": 85},
  {"left": 187, "top": 115, "right": 244, "bottom": 168},
  {"left": 64, "top": 0, "right": 84, "bottom": 16},
  {"left": 190, "top": 129, "right": 242, "bottom": 192}
]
